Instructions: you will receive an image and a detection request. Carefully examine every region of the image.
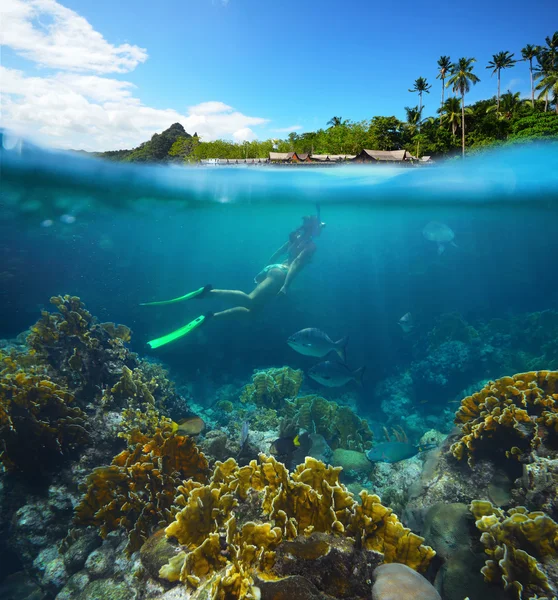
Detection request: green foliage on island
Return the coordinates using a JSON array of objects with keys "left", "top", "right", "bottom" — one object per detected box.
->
[{"left": 96, "top": 31, "right": 557, "bottom": 163}]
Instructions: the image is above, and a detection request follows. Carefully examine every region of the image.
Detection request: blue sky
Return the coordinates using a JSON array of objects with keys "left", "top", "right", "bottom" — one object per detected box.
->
[{"left": 1, "top": 0, "right": 556, "bottom": 150}]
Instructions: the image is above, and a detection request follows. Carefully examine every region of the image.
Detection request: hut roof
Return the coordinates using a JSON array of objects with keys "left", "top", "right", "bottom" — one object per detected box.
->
[
  {"left": 359, "top": 149, "right": 408, "bottom": 161},
  {"left": 269, "top": 152, "right": 294, "bottom": 160}
]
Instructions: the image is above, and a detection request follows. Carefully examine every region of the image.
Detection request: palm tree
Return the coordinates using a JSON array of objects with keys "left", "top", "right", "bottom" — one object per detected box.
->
[
  {"left": 486, "top": 51, "right": 517, "bottom": 113},
  {"left": 327, "top": 116, "right": 343, "bottom": 128},
  {"left": 436, "top": 56, "right": 452, "bottom": 112},
  {"left": 447, "top": 58, "right": 480, "bottom": 158},
  {"left": 408, "top": 77, "right": 432, "bottom": 116},
  {"left": 521, "top": 44, "right": 540, "bottom": 106},
  {"left": 534, "top": 31, "right": 558, "bottom": 113},
  {"left": 438, "top": 97, "right": 469, "bottom": 138},
  {"left": 487, "top": 91, "right": 523, "bottom": 119}
]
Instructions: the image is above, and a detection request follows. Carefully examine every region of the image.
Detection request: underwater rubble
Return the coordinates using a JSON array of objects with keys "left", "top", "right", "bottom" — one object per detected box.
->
[{"left": 0, "top": 298, "right": 558, "bottom": 599}]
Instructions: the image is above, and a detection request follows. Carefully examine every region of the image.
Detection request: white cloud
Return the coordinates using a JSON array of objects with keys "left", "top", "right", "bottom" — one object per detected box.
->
[
  {"left": 272, "top": 125, "right": 302, "bottom": 133},
  {"left": 232, "top": 128, "right": 256, "bottom": 142},
  {"left": 0, "top": 67, "right": 268, "bottom": 150},
  {"left": 0, "top": 2, "right": 270, "bottom": 150},
  {"left": 188, "top": 101, "right": 233, "bottom": 115},
  {"left": 1, "top": 0, "right": 147, "bottom": 73}
]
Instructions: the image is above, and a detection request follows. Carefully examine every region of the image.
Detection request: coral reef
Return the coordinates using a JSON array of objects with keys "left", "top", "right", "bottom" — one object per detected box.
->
[
  {"left": 371, "top": 563, "right": 442, "bottom": 600},
  {"left": 158, "top": 454, "right": 435, "bottom": 598},
  {"left": 68, "top": 428, "right": 209, "bottom": 555},
  {"left": 240, "top": 366, "right": 303, "bottom": 409},
  {"left": 471, "top": 500, "right": 558, "bottom": 599},
  {"left": 451, "top": 371, "right": 558, "bottom": 467},
  {"left": 27, "top": 295, "right": 137, "bottom": 404},
  {"left": 0, "top": 349, "right": 89, "bottom": 475},
  {"left": 282, "top": 394, "right": 374, "bottom": 451}
]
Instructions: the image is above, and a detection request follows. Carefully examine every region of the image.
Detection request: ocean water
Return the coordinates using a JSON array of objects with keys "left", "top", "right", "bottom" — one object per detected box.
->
[
  {"left": 2, "top": 134, "right": 558, "bottom": 598},
  {"left": 2, "top": 136, "right": 557, "bottom": 413}
]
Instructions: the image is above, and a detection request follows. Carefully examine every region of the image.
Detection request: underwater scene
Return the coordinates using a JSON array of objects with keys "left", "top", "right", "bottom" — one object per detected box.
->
[{"left": 1, "top": 137, "right": 558, "bottom": 600}]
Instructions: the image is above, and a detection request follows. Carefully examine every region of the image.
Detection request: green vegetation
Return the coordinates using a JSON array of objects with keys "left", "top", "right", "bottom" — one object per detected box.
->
[{"left": 96, "top": 31, "right": 557, "bottom": 163}]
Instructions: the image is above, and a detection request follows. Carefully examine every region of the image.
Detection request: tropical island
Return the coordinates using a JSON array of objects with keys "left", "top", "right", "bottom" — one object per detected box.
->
[{"left": 96, "top": 32, "right": 558, "bottom": 164}]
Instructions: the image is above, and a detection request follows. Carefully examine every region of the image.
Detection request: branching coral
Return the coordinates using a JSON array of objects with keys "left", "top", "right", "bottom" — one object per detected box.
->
[
  {"left": 471, "top": 500, "right": 558, "bottom": 599},
  {"left": 68, "top": 428, "right": 209, "bottom": 555},
  {"left": 0, "top": 349, "right": 89, "bottom": 474},
  {"left": 159, "top": 454, "right": 434, "bottom": 598},
  {"left": 283, "top": 395, "right": 373, "bottom": 451},
  {"left": 26, "top": 295, "right": 136, "bottom": 403},
  {"left": 240, "top": 367, "right": 303, "bottom": 409},
  {"left": 451, "top": 371, "right": 558, "bottom": 467}
]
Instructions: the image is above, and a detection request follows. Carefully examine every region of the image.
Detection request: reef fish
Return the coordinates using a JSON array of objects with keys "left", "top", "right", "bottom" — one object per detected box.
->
[
  {"left": 171, "top": 415, "right": 205, "bottom": 436},
  {"left": 422, "top": 221, "right": 457, "bottom": 255},
  {"left": 398, "top": 312, "right": 414, "bottom": 333},
  {"left": 366, "top": 441, "right": 436, "bottom": 463},
  {"left": 308, "top": 361, "right": 365, "bottom": 388},
  {"left": 270, "top": 431, "right": 312, "bottom": 458},
  {"left": 288, "top": 328, "right": 348, "bottom": 362}
]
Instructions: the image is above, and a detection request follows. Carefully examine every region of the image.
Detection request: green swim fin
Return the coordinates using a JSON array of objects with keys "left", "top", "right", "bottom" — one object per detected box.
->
[
  {"left": 140, "top": 284, "right": 212, "bottom": 306},
  {"left": 147, "top": 313, "right": 214, "bottom": 349}
]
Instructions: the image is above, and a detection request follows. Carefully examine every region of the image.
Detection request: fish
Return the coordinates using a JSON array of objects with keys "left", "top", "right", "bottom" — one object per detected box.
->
[
  {"left": 60, "top": 214, "right": 76, "bottom": 224},
  {"left": 422, "top": 221, "right": 457, "bottom": 255},
  {"left": 366, "top": 441, "right": 437, "bottom": 463},
  {"left": 171, "top": 415, "right": 205, "bottom": 436},
  {"left": 308, "top": 361, "right": 365, "bottom": 388},
  {"left": 287, "top": 328, "right": 348, "bottom": 362},
  {"left": 40, "top": 219, "right": 53, "bottom": 228},
  {"left": 398, "top": 312, "right": 414, "bottom": 333},
  {"left": 270, "top": 431, "right": 312, "bottom": 458}
]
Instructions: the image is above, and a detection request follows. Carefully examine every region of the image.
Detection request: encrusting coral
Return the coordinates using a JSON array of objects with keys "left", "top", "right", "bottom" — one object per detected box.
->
[
  {"left": 67, "top": 427, "right": 209, "bottom": 555},
  {"left": 451, "top": 371, "right": 558, "bottom": 467},
  {"left": 283, "top": 394, "right": 374, "bottom": 451},
  {"left": 471, "top": 499, "right": 558, "bottom": 599},
  {"left": 240, "top": 366, "right": 303, "bottom": 409},
  {"left": 0, "top": 349, "right": 89, "bottom": 475},
  {"left": 158, "top": 454, "right": 435, "bottom": 599}
]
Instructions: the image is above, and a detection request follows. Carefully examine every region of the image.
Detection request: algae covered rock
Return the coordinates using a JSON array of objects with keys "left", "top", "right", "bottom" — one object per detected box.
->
[
  {"left": 372, "top": 563, "right": 441, "bottom": 600},
  {"left": 75, "top": 579, "right": 132, "bottom": 600},
  {"left": 140, "top": 529, "right": 178, "bottom": 580},
  {"left": 256, "top": 575, "right": 324, "bottom": 599}
]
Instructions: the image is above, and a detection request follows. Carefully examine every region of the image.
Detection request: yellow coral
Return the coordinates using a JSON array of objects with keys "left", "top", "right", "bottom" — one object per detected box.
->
[
  {"left": 451, "top": 371, "right": 558, "bottom": 466},
  {"left": 70, "top": 428, "right": 209, "bottom": 555},
  {"left": 471, "top": 500, "right": 557, "bottom": 599},
  {"left": 160, "top": 454, "right": 435, "bottom": 598},
  {"left": 0, "top": 349, "right": 88, "bottom": 474}
]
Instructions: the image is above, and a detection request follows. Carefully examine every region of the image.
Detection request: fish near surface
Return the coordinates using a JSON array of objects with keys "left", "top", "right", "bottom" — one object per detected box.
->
[
  {"left": 308, "top": 361, "right": 365, "bottom": 388},
  {"left": 422, "top": 221, "right": 457, "bottom": 255},
  {"left": 366, "top": 441, "right": 436, "bottom": 463},
  {"left": 398, "top": 312, "right": 414, "bottom": 333},
  {"left": 288, "top": 328, "right": 348, "bottom": 362}
]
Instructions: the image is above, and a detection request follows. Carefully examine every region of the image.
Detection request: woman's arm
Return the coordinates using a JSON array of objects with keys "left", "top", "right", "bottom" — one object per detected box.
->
[{"left": 267, "top": 240, "right": 289, "bottom": 264}]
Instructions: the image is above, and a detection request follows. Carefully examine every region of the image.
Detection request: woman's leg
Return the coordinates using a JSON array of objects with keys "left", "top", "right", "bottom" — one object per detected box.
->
[{"left": 209, "top": 288, "right": 252, "bottom": 307}]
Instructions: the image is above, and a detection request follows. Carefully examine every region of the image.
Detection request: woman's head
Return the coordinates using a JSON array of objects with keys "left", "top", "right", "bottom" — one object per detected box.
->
[{"left": 301, "top": 215, "right": 325, "bottom": 237}]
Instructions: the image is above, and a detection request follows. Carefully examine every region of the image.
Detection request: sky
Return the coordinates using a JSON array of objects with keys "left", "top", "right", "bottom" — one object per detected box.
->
[{"left": 1, "top": 0, "right": 556, "bottom": 151}]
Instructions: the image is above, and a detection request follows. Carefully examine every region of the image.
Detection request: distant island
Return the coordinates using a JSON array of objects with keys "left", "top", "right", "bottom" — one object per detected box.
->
[{"left": 94, "top": 33, "right": 558, "bottom": 164}]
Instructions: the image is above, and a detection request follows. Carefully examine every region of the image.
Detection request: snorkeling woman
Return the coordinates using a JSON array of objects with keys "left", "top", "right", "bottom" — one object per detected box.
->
[{"left": 141, "top": 211, "right": 326, "bottom": 349}]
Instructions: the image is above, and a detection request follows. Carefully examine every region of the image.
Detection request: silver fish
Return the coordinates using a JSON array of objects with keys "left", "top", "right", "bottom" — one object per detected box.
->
[
  {"left": 288, "top": 328, "right": 348, "bottom": 362},
  {"left": 422, "top": 221, "right": 457, "bottom": 255},
  {"left": 308, "top": 360, "right": 365, "bottom": 388},
  {"left": 398, "top": 312, "right": 414, "bottom": 333}
]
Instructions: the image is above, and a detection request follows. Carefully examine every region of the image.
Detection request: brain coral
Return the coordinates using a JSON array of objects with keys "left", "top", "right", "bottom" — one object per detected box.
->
[
  {"left": 159, "top": 454, "right": 435, "bottom": 599},
  {"left": 451, "top": 371, "right": 558, "bottom": 467}
]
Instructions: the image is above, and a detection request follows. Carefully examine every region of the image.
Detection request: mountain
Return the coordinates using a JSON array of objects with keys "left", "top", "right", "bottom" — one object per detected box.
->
[{"left": 96, "top": 123, "right": 192, "bottom": 163}]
